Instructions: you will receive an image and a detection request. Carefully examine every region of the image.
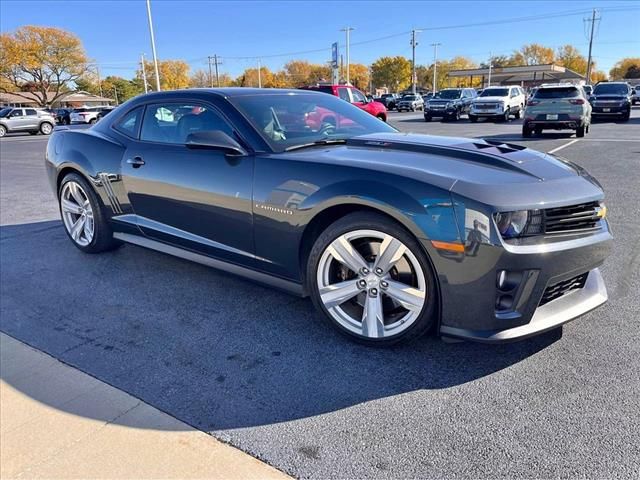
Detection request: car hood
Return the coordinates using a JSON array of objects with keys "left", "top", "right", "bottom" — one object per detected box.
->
[
  {"left": 474, "top": 96, "right": 507, "bottom": 103},
  {"left": 591, "top": 94, "right": 628, "bottom": 100},
  {"left": 281, "top": 132, "right": 603, "bottom": 210}
]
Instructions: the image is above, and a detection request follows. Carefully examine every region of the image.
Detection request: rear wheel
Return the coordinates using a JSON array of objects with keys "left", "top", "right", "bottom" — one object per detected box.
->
[
  {"left": 469, "top": 114, "right": 478, "bottom": 123},
  {"left": 58, "top": 173, "right": 121, "bottom": 253},
  {"left": 522, "top": 124, "right": 533, "bottom": 138},
  {"left": 0, "top": 125, "right": 6, "bottom": 137},
  {"left": 622, "top": 110, "right": 631, "bottom": 122},
  {"left": 307, "top": 212, "right": 438, "bottom": 346},
  {"left": 576, "top": 125, "right": 585, "bottom": 137}
]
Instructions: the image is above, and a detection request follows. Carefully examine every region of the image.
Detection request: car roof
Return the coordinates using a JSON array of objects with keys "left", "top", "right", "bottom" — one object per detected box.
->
[{"left": 141, "top": 87, "right": 326, "bottom": 99}]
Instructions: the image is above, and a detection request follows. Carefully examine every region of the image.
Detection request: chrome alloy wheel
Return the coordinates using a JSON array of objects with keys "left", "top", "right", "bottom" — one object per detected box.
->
[
  {"left": 317, "top": 229, "right": 426, "bottom": 339},
  {"left": 60, "top": 181, "right": 94, "bottom": 247}
]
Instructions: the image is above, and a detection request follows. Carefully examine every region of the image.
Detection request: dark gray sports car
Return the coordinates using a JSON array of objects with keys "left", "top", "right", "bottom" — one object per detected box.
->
[{"left": 45, "top": 88, "right": 612, "bottom": 345}]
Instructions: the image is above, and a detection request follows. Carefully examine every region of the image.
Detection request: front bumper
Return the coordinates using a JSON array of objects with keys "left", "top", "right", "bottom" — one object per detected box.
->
[
  {"left": 591, "top": 104, "right": 629, "bottom": 116},
  {"left": 470, "top": 106, "right": 505, "bottom": 117},
  {"left": 430, "top": 225, "right": 612, "bottom": 343},
  {"left": 440, "top": 268, "right": 607, "bottom": 342},
  {"left": 425, "top": 107, "right": 456, "bottom": 117}
]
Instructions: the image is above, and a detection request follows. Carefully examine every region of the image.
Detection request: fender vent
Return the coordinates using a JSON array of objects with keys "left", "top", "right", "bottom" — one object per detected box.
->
[{"left": 98, "top": 173, "right": 122, "bottom": 214}]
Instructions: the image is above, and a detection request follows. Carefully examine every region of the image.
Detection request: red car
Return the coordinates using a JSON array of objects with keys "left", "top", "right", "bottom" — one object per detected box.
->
[{"left": 300, "top": 84, "right": 387, "bottom": 122}]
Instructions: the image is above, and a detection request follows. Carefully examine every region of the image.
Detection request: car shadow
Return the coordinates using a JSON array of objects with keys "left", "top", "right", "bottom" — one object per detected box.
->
[{"left": 1, "top": 220, "right": 562, "bottom": 432}]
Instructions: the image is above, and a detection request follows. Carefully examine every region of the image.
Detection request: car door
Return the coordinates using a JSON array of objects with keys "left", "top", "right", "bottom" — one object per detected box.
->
[
  {"left": 24, "top": 108, "right": 40, "bottom": 129},
  {"left": 118, "top": 101, "right": 255, "bottom": 265},
  {"left": 8, "top": 109, "right": 27, "bottom": 131}
]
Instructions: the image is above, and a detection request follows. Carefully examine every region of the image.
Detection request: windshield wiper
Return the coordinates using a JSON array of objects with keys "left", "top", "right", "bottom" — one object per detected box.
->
[{"left": 284, "top": 139, "right": 348, "bottom": 152}]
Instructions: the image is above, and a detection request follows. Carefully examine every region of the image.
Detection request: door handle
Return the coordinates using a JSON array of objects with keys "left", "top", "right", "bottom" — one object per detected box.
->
[{"left": 127, "top": 156, "right": 145, "bottom": 168}]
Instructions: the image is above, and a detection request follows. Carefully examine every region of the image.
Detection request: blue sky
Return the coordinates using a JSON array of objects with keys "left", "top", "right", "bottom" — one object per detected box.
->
[{"left": 1, "top": 0, "right": 638, "bottom": 80}]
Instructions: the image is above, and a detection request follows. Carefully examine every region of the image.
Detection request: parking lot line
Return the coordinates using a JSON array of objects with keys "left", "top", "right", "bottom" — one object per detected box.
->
[{"left": 548, "top": 139, "right": 580, "bottom": 154}]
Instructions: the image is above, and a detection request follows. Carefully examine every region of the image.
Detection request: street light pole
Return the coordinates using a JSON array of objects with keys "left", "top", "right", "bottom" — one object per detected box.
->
[
  {"left": 431, "top": 43, "right": 441, "bottom": 93},
  {"left": 95, "top": 65, "right": 103, "bottom": 98},
  {"left": 146, "top": 0, "right": 161, "bottom": 92},
  {"left": 487, "top": 51, "right": 492, "bottom": 88},
  {"left": 410, "top": 29, "right": 422, "bottom": 94},
  {"left": 140, "top": 53, "right": 148, "bottom": 93},
  {"left": 340, "top": 27, "right": 354, "bottom": 84},
  {"left": 257, "top": 59, "right": 262, "bottom": 88}
]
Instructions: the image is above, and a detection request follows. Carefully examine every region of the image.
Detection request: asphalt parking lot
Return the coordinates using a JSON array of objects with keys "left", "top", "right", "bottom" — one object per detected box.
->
[{"left": 1, "top": 110, "right": 639, "bottom": 479}]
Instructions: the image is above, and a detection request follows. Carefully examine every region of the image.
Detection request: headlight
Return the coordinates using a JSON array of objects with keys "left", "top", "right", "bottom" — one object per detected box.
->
[
  {"left": 446, "top": 102, "right": 453, "bottom": 108},
  {"left": 495, "top": 210, "right": 529, "bottom": 238}
]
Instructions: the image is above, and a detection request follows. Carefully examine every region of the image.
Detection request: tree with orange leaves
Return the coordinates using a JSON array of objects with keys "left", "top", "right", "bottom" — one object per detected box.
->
[{"left": 0, "top": 26, "right": 89, "bottom": 107}]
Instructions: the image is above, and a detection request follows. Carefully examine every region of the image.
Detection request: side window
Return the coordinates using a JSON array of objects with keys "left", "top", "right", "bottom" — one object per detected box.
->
[
  {"left": 11, "top": 109, "right": 23, "bottom": 117},
  {"left": 114, "top": 106, "right": 143, "bottom": 138},
  {"left": 337, "top": 88, "right": 351, "bottom": 102},
  {"left": 350, "top": 89, "right": 367, "bottom": 103},
  {"left": 25, "top": 109, "right": 37, "bottom": 116},
  {"left": 140, "top": 103, "right": 233, "bottom": 144}
]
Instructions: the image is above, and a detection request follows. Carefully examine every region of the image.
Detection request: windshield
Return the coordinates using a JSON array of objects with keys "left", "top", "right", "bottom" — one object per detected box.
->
[
  {"left": 230, "top": 92, "right": 396, "bottom": 153},
  {"left": 593, "top": 83, "right": 629, "bottom": 95},
  {"left": 434, "top": 90, "right": 461, "bottom": 99},
  {"left": 401, "top": 95, "right": 417, "bottom": 101},
  {"left": 480, "top": 88, "right": 509, "bottom": 97},
  {"left": 534, "top": 87, "right": 580, "bottom": 99},
  {"left": 0, "top": 108, "right": 11, "bottom": 118}
]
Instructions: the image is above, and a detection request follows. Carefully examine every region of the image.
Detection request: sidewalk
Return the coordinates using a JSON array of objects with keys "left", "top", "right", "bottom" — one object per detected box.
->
[{"left": 0, "top": 333, "right": 290, "bottom": 479}]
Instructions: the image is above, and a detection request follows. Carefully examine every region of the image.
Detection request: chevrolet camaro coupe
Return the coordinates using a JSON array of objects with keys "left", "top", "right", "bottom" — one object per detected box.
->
[{"left": 45, "top": 88, "right": 612, "bottom": 345}]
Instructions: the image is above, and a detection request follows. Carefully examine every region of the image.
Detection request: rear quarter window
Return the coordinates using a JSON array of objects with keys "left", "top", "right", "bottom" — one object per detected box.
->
[{"left": 113, "top": 106, "right": 143, "bottom": 138}]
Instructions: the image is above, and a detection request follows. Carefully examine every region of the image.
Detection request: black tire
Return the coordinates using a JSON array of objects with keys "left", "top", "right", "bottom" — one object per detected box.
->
[
  {"left": 65, "top": 118, "right": 71, "bottom": 125},
  {"left": 376, "top": 114, "right": 386, "bottom": 122},
  {"left": 514, "top": 106, "right": 522, "bottom": 119},
  {"left": 58, "top": 172, "right": 122, "bottom": 254},
  {"left": 452, "top": 109, "right": 461, "bottom": 121},
  {"left": 89, "top": 118, "right": 97, "bottom": 125},
  {"left": 622, "top": 110, "right": 631, "bottom": 122},
  {"left": 501, "top": 108, "right": 510, "bottom": 122},
  {"left": 534, "top": 127, "right": 543, "bottom": 135},
  {"left": 424, "top": 114, "right": 431, "bottom": 122},
  {"left": 469, "top": 114, "right": 478, "bottom": 123},
  {"left": 522, "top": 125, "right": 532, "bottom": 138},
  {"left": 307, "top": 212, "right": 439, "bottom": 346},
  {"left": 0, "top": 125, "right": 6, "bottom": 137},
  {"left": 576, "top": 126, "right": 585, "bottom": 138},
  {"left": 39, "top": 122, "right": 54, "bottom": 135}
]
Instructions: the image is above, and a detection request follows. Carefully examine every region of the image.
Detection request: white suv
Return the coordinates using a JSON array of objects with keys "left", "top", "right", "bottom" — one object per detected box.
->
[
  {"left": 70, "top": 106, "right": 107, "bottom": 124},
  {"left": 469, "top": 86, "right": 526, "bottom": 122}
]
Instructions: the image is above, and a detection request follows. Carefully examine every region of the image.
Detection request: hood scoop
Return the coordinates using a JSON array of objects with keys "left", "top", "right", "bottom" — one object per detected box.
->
[{"left": 347, "top": 134, "right": 544, "bottom": 180}]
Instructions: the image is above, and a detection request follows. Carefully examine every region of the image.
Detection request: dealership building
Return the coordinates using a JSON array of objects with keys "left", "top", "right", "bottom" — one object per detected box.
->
[
  {"left": 448, "top": 64, "right": 586, "bottom": 88},
  {"left": 0, "top": 90, "right": 113, "bottom": 108}
]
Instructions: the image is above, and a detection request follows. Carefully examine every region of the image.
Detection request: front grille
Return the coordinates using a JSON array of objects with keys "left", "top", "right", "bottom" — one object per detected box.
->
[
  {"left": 539, "top": 272, "right": 588, "bottom": 306},
  {"left": 543, "top": 201, "right": 602, "bottom": 234},
  {"left": 475, "top": 103, "right": 498, "bottom": 109}
]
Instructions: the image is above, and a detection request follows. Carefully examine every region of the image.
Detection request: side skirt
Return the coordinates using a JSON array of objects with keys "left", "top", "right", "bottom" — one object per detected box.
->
[{"left": 113, "top": 232, "right": 307, "bottom": 297}]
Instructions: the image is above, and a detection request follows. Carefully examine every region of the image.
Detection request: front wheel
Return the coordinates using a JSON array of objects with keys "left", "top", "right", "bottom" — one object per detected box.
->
[
  {"left": 0, "top": 125, "right": 5, "bottom": 137},
  {"left": 40, "top": 122, "right": 53, "bottom": 135},
  {"left": 469, "top": 114, "right": 478, "bottom": 123},
  {"left": 59, "top": 173, "right": 121, "bottom": 253},
  {"left": 514, "top": 106, "right": 522, "bottom": 119},
  {"left": 501, "top": 108, "right": 510, "bottom": 122},
  {"left": 307, "top": 212, "right": 438, "bottom": 346},
  {"left": 576, "top": 125, "right": 585, "bottom": 137},
  {"left": 424, "top": 114, "right": 431, "bottom": 122}
]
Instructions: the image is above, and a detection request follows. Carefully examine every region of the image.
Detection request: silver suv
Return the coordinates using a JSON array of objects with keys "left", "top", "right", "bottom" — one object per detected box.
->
[
  {"left": 0, "top": 107, "right": 55, "bottom": 137},
  {"left": 522, "top": 84, "right": 591, "bottom": 138}
]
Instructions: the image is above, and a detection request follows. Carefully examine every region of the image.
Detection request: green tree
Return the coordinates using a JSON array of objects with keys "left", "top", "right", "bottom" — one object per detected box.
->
[
  {"left": 609, "top": 57, "right": 640, "bottom": 79},
  {"left": 0, "top": 26, "right": 89, "bottom": 107},
  {"left": 371, "top": 56, "right": 411, "bottom": 92},
  {"left": 101, "top": 76, "right": 143, "bottom": 104}
]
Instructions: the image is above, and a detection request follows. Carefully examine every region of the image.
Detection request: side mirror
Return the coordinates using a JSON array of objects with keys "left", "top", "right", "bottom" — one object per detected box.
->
[{"left": 186, "top": 130, "right": 247, "bottom": 156}]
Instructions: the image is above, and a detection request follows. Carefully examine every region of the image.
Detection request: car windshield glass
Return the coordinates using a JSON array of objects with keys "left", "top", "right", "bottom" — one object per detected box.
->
[
  {"left": 480, "top": 88, "right": 509, "bottom": 97},
  {"left": 434, "top": 90, "right": 461, "bottom": 99},
  {"left": 73, "top": 108, "right": 88, "bottom": 112},
  {"left": 230, "top": 92, "right": 396, "bottom": 153},
  {"left": 534, "top": 87, "right": 580, "bottom": 99},
  {"left": 0, "top": 108, "right": 11, "bottom": 118},
  {"left": 593, "top": 83, "right": 628, "bottom": 95},
  {"left": 402, "top": 95, "right": 417, "bottom": 100}
]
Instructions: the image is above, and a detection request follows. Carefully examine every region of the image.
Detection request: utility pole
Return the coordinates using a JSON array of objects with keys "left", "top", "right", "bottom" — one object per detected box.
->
[
  {"left": 140, "top": 54, "right": 148, "bottom": 93},
  {"left": 95, "top": 66, "right": 103, "bottom": 98},
  {"left": 410, "top": 29, "right": 422, "bottom": 94},
  {"left": 585, "top": 9, "right": 600, "bottom": 84},
  {"left": 207, "top": 56, "right": 213, "bottom": 87},
  {"left": 113, "top": 86, "right": 118, "bottom": 105},
  {"left": 146, "top": 0, "right": 161, "bottom": 91},
  {"left": 431, "top": 43, "right": 441, "bottom": 93},
  {"left": 340, "top": 27, "right": 354, "bottom": 84},
  {"left": 487, "top": 51, "right": 492, "bottom": 88},
  {"left": 257, "top": 59, "right": 262, "bottom": 88},
  {"left": 214, "top": 54, "right": 220, "bottom": 87}
]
